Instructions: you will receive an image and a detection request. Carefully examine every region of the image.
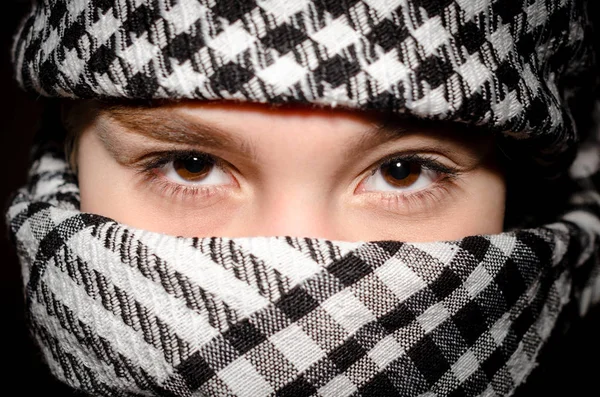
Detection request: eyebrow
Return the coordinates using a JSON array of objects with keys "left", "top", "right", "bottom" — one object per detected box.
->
[
  {"left": 351, "top": 120, "right": 409, "bottom": 157},
  {"left": 98, "top": 105, "right": 467, "bottom": 162},
  {"left": 100, "top": 106, "right": 256, "bottom": 158}
]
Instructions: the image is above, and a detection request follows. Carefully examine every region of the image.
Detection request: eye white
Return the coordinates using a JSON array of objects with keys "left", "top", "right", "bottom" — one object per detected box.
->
[
  {"left": 161, "top": 161, "right": 232, "bottom": 186},
  {"left": 362, "top": 165, "right": 438, "bottom": 192}
]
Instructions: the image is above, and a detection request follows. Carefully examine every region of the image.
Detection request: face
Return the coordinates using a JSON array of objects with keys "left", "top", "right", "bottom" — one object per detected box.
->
[{"left": 72, "top": 100, "right": 506, "bottom": 242}]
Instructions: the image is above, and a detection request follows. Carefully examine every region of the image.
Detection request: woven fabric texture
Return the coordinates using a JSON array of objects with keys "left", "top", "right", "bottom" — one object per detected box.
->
[
  {"left": 6, "top": 119, "right": 600, "bottom": 396},
  {"left": 12, "top": 0, "right": 594, "bottom": 165},
  {"left": 8, "top": 0, "right": 600, "bottom": 396}
]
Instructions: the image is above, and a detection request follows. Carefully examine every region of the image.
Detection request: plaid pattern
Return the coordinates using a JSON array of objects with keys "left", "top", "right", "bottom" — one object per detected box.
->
[
  {"left": 6, "top": 121, "right": 600, "bottom": 396},
  {"left": 12, "top": 0, "right": 594, "bottom": 165}
]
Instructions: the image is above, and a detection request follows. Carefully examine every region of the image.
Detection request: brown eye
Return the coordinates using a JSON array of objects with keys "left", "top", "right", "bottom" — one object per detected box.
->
[
  {"left": 173, "top": 157, "right": 214, "bottom": 182},
  {"left": 381, "top": 160, "right": 421, "bottom": 188}
]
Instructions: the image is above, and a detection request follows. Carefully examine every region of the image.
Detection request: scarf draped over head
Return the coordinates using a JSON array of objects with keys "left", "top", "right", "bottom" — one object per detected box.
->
[
  {"left": 12, "top": 0, "right": 596, "bottom": 166},
  {"left": 7, "top": 0, "right": 600, "bottom": 396}
]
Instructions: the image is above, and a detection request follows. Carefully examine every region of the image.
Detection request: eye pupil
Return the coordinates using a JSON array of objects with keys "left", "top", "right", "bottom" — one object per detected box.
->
[
  {"left": 183, "top": 157, "right": 206, "bottom": 173},
  {"left": 388, "top": 161, "right": 411, "bottom": 180},
  {"left": 174, "top": 157, "right": 213, "bottom": 181},
  {"left": 382, "top": 160, "right": 420, "bottom": 187}
]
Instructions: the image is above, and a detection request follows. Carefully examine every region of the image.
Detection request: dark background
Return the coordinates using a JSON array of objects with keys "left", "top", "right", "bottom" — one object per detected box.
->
[
  {"left": 1, "top": 1, "right": 74, "bottom": 394},
  {"left": 1, "top": 1, "right": 599, "bottom": 396}
]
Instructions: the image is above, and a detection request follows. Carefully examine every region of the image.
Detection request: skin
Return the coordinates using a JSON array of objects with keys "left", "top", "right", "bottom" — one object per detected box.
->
[{"left": 72, "top": 100, "right": 506, "bottom": 242}]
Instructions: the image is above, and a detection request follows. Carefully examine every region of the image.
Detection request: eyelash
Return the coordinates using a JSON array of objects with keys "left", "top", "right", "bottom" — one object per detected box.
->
[
  {"left": 136, "top": 150, "right": 232, "bottom": 202},
  {"left": 361, "top": 153, "right": 461, "bottom": 212},
  {"left": 135, "top": 150, "right": 462, "bottom": 210}
]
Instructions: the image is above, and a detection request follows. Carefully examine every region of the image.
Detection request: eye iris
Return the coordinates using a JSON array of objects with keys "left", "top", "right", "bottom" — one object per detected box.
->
[
  {"left": 382, "top": 160, "right": 421, "bottom": 187},
  {"left": 173, "top": 157, "right": 212, "bottom": 181}
]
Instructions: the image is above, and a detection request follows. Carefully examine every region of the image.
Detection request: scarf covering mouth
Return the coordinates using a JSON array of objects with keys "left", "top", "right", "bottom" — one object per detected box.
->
[{"left": 5, "top": 125, "right": 600, "bottom": 397}]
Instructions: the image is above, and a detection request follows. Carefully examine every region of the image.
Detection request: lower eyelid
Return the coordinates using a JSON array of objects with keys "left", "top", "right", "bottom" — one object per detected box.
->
[
  {"left": 142, "top": 169, "right": 233, "bottom": 203},
  {"left": 356, "top": 173, "right": 461, "bottom": 214},
  {"left": 371, "top": 183, "right": 453, "bottom": 213}
]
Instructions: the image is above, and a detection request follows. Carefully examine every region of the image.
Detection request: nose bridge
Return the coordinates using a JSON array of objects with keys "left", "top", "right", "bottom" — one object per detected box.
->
[
  {"left": 250, "top": 185, "right": 337, "bottom": 239},
  {"left": 238, "top": 125, "right": 350, "bottom": 239}
]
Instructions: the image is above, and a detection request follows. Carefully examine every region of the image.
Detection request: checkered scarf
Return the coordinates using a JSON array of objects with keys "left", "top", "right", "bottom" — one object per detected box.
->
[
  {"left": 12, "top": 0, "right": 595, "bottom": 166},
  {"left": 7, "top": 0, "right": 600, "bottom": 396}
]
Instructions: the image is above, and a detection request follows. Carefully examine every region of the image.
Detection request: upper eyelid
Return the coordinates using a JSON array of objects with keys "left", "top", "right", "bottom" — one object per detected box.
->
[
  {"left": 137, "top": 150, "right": 219, "bottom": 171},
  {"left": 138, "top": 149, "right": 459, "bottom": 180},
  {"left": 372, "top": 153, "right": 459, "bottom": 175}
]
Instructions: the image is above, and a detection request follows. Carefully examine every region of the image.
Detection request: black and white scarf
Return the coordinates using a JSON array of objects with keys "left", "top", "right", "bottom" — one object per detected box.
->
[
  {"left": 7, "top": 0, "right": 600, "bottom": 396},
  {"left": 12, "top": 0, "right": 596, "bottom": 166}
]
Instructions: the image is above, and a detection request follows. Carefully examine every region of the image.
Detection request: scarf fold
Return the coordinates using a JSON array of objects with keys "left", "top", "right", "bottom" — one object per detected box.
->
[{"left": 6, "top": 126, "right": 600, "bottom": 396}]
